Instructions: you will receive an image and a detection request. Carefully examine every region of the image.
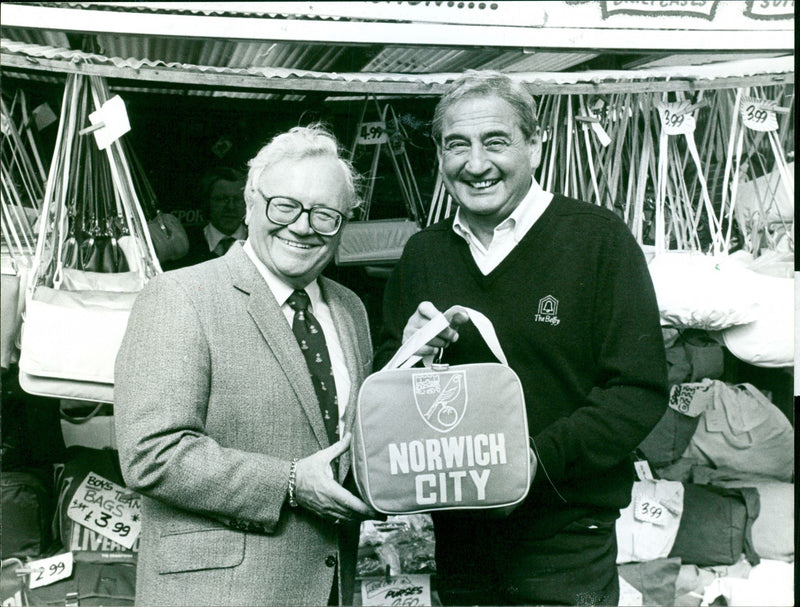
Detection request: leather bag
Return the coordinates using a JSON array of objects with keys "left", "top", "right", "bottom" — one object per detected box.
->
[
  {"left": 147, "top": 210, "right": 189, "bottom": 262},
  {"left": 353, "top": 306, "right": 531, "bottom": 514},
  {"left": 17, "top": 74, "right": 160, "bottom": 404}
]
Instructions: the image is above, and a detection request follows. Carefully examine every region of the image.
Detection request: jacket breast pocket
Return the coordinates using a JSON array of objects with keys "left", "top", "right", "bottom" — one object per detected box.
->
[{"left": 157, "top": 527, "right": 245, "bottom": 574}]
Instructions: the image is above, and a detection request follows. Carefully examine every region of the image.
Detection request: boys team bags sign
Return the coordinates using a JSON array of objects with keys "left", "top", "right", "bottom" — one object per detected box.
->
[{"left": 354, "top": 306, "right": 531, "bottom": 514}]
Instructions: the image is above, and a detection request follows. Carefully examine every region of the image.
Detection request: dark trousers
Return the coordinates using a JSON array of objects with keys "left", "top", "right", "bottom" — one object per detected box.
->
[{"left": 432, "top": 512, "right": 620, "bottom": 606}]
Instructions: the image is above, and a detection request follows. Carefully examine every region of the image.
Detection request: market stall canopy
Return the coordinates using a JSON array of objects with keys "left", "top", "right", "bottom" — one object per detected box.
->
[{"left": 1, "top": 1, "right": 794, "bottom": 99}]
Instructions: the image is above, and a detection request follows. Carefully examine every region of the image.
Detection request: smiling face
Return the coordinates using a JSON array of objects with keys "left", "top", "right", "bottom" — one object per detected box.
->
[
  {"left": 437, "top": 94, "right": 541, "bottom": 236},
  {"left": 246, "top": 155, "right": 350, "bottom": 289}
]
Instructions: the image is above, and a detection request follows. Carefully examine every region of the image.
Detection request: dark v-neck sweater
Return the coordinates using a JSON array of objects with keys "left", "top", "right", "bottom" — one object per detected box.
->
[{"left": 378, "top": 194, "right": 669, "bottom": 536}]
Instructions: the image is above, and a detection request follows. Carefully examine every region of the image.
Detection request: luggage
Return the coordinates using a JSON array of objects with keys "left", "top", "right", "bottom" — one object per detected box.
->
[
  {"left": 28, "top": 561, "right": 136, "bottom": 606},
  {"left": 1, "top": 470, "right": 52, "bottom": 559},
  {"left": 353, "top": 306, "right": 531, "bottom": 514}
]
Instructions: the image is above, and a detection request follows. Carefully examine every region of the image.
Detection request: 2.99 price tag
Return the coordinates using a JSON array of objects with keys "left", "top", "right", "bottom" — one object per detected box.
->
[
  {"left": 633, "top": 494, "right": 667, "bottom": 526},
  {"left": 28, "top": 552, "right": 73, "bottom": 589},
  {"left": 66, "top": 472, "right": 141, "bottom": 549},
  {"left": 356, "top": 121, "right": 389, "bottom": 145},
  {"left": 740, "top": 97, "right": 779, "bottom": 132}
]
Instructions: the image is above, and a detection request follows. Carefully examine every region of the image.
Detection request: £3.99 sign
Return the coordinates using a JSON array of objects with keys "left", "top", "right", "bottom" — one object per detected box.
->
[
  {"left": 67, "top": 472, "right": 141, "bottom": 549},
  {"left": 740, "top": 96, "right": 779, "bottom": 132},
  {"left": 655, "top": 101, "right": 696, "bottom": 136}
]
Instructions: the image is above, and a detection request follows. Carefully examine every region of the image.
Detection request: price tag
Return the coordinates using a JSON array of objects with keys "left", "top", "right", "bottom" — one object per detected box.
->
[
  {"left": 88, "top": 95, "right": 131, "bottom": 150},
  {"left": 633, "top": 494, "right": 667, "bottom": 526},
  {"left": 356, "top": 121, "right": 388, "bottom": 145},
  {"left": 32, "top": 103, "right": 58, "bottom": 130},
  {"left": 590, "top": 121, "right": 612, "bottom": 147},
  {"left": 361, "top": 574, "right": 432, "bottom": 606},
  {"left": 655, "top": 101, "right": 696, "bottom": 136},
  {"left": 740, "top": 97, "right": 779, "bottom": 132},
  {"left": 28, "top": 552, "right": 73, "bottom": 589},
  {"left": 67, "top": 472, "right": 141, "bottom": 549},
  {"left": 634, "top": 460, "right": 654, "bottom": 482}
]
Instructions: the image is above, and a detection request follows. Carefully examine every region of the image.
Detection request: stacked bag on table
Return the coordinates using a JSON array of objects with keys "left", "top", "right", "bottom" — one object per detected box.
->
[
  {"left": 617, "top": 377, "right": 793, "bottom": 607},
  {"left": 0, "top": 447, "right": 139, "bottom": 606},
  {"left": 623, "top": 243, "right": 795, "bottom": 606}
]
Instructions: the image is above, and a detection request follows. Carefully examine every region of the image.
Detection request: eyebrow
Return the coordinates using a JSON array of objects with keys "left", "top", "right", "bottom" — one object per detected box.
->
[{"left": 443, "top": 129, "right": 513, "bottom": 143}]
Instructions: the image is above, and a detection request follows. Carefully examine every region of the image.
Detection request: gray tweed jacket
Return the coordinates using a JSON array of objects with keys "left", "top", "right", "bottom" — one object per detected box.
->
[{"left": 114, "top": 243, "right": 373, "bottom": 606}]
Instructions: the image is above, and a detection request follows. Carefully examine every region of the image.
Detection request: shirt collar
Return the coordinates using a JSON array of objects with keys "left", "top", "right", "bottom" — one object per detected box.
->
[
  {"left": 452, "top": 176, "right": 551, "bottom": 245},
  {"left": 242, "top": 240, "right": 321, "bottom": 309},
  {"left": 205, "top": 222, "right": 247, "bottom": 252}
]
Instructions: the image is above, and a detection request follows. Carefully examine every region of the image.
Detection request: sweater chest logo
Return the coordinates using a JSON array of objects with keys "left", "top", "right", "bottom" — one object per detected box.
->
[{"left": 535, "top": 295, "right": 561, "bottom": 326}]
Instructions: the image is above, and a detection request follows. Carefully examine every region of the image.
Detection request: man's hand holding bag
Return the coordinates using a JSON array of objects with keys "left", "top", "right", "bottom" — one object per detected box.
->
[{"left": 353, "top": 305, "right": 535, "bottom": 515}]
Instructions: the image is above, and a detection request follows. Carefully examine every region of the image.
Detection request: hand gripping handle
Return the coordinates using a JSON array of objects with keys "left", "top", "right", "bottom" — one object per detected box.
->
[{"left": 383, "top": 306, "right": 508, "bottom": 370}]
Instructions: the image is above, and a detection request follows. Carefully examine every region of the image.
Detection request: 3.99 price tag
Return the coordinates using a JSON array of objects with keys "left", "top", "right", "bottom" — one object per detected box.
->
[
  {"left": 28, "top": 552, "right": 73, "bottom": 589},
  {"left": 740, "top": 97, "right": 779, "bottom": 132},
  {"left": 655, "top": 101, "right": 696, "bottom": 136},
  {"left": 633, "top": 494, "right": 667, "bottom": 526},
  {"left": 356, "top": 121, "right": 388, "bottom": 145},
  {"left": 66, "top": 472, "right": 141, "bottom": 549}
]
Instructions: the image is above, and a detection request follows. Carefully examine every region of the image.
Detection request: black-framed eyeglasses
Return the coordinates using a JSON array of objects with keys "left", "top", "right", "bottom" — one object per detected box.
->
[{"left": 264, "top": 196, "right": 346, "bottom": 237}]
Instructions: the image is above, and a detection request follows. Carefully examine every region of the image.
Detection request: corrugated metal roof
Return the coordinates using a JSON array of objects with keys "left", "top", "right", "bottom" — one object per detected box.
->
[{"left": 1, "top": 2, "right": 793, "bottom": 101}]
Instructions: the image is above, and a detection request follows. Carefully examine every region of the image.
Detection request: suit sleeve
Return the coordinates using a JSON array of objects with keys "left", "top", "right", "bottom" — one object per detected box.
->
[{"left": 114, "top": 274, "right": 290, "bottom": 534}]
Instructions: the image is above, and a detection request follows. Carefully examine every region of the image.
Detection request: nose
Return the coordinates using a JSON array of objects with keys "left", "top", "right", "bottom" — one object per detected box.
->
[
  {"left": 287, "top": 209, "right": 315, "bottom": 236},
  {"left": 464, "top": 144, "right": 491, "bottom": 175}
]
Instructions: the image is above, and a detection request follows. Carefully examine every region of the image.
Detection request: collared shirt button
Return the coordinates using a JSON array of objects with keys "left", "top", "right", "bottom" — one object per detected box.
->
[{"left": 325, "top": 555, "right": 337, "bottom": 568}]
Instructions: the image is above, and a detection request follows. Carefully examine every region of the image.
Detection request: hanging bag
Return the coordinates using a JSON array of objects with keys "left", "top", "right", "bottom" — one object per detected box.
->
[
  {"left": 353, "top": 306, "right": 531, "bottom": 515},
  {"left": 18, "top": 75, "right": 160, "bottom": 404}
]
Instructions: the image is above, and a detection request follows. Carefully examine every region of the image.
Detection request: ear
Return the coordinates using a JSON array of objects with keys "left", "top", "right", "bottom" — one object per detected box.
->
[
  {"left": 528, "top": 132, "right": 543, "bottom": 171},
  {"left": 244, "top": 205, "right": 253, "bottom": 225},
  {"left": 436, "top": 143, "right": 444, "bottom": 173}
]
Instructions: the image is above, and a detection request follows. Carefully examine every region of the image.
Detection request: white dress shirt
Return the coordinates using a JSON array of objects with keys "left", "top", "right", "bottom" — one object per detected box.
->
[
  {"left": 452, "top": 177, "right": 553, "bottom": 274},
  {"left": 242, "top": 241, "right": 350, "bottom": 436},
  {"left": 205, "top": 223, "right": 248, "bottom": 256}
]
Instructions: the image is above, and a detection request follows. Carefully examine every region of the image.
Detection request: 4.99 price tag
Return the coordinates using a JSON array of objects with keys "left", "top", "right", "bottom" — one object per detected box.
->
[
  {"left": 28, "top": 552, "right": 73, "bottom": 589},
  {"left": 356, "top": 121, "right": 388, "bottom": 145},
  {"left": 740, "top": 97, "right": 779, "bottom": 132},
  {"left": 67, "top": 472, "right": 141, "bottom": 549},
  {"left": 655, "top": 101, "right": 696, "bottom": 136}
]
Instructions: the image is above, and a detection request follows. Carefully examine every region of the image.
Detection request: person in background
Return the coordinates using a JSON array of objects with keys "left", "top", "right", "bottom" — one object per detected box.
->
[
  {"left": 115, "top": 124, "right": 379, "bottom": 606},
  {"left": 168, "top": 166, "right": 248, "bottom": 269},
  {"left": 376, "top": 70, "right": 669, "bottom": 605}
]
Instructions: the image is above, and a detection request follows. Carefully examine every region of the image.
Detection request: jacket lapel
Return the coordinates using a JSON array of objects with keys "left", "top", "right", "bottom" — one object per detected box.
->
[
  {"left": 321, "top": 278, "right": 362, "bottom": 481},
  {"left": 226, "top": 247, "right": 328, "bottom": 449}
]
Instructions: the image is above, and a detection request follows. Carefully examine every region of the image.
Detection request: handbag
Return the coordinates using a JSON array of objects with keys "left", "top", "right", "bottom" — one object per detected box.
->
[
  {"left": 681, "top": 381, "right": 794, "bottom": 482},
  {"left": 1, "top": 251, "right": 29, "bottom": 371},
  {"left": 18, "top": 74, "right": 160, "bottom": 404},
  {"left": 715, "top": 254, "right": 794, "bottom": 368},
  {"left": 353, "top": 306, "right": 531, "bottom": 515},
  {"left": 125, "top": 138, "right": 189, "bottom": 263}
]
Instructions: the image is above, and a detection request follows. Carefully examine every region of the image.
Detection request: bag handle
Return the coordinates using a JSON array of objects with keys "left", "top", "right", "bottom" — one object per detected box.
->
[{"left": 383, "top": 305, "right": 508, "bottom": 370}]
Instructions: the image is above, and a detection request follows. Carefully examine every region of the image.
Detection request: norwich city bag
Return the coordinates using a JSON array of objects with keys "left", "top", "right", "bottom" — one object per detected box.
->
[{"left": 353, "top": 306, "right": 531, "bottom": 515}]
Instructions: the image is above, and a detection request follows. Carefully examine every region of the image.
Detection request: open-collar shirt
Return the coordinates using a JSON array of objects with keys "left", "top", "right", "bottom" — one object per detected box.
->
[
  {"left": 452, "top": 176, "right": 553, "bottom": 274},
  {"left": 205, "top": 223, "right": 248, "bottom": 256}
]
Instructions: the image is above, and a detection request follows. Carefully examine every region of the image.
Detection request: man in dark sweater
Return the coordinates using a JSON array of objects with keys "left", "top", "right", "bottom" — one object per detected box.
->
[{"left": 376, "top": 71, "right": 669, "bottom": 605}]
